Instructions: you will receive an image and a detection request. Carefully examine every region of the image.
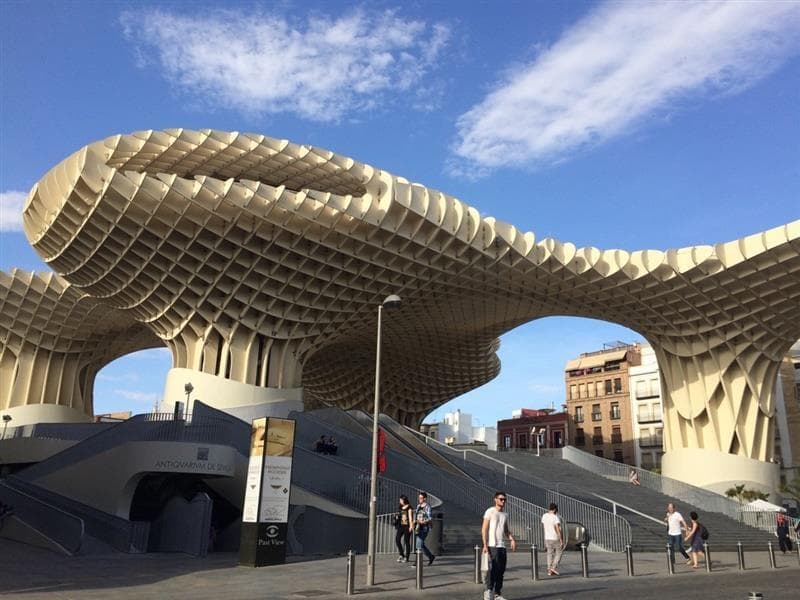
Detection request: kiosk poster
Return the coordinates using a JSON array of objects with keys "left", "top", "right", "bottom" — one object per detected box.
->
[
  {"left": 260, "top": 417, "right": 295, "bottom": 523},
  {"left": 242, "top": 417, "right": 267, "bottom": 523},
  {"left": 239, "top": 416, "right": 295, "bottom": 567}
]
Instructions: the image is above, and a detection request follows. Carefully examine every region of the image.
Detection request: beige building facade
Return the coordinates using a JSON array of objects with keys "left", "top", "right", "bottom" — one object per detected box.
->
[
  {"left": 565, "top": 344, "right": 641, "bottom": 465},
  {"left": 1, "top": 128, "right": 799, "bottom": 495}
]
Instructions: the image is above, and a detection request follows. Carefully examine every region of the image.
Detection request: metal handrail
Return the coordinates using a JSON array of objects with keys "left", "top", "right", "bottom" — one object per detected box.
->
[
  {"left": 589, "top": 492, "right": 664, "bottom": 525},
  {"left": 292, "top": 447, "right": 442, "bottom": 514},
  {"left": 562, "top": 445, "right": 798, "bottom": 537},
  {"left": 403, "top": 426, "right": 632, "bottom": 551}
]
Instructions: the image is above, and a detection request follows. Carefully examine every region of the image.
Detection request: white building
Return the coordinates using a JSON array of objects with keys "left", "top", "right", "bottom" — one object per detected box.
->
[
  {"left": 629, "top": 346, "right": 664, "bottom": 470},
  {"left": 422, "top": 409, "right": 497, "bottom": 451}
]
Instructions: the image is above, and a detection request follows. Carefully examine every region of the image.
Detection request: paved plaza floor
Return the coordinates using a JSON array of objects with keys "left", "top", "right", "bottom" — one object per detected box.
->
[{"left": 1, "top": 540, "right": 799, "bottom": 600}]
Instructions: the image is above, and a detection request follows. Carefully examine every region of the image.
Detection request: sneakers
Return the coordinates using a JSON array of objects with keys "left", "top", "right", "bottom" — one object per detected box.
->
[
  {"left": 494, "top": 595, "right": 507, "bottom": 600},
  {"left": 483, "top": 590, "right": 495, "bottom": 600},
  {"left": 396, "top": 556, "right": 404, "bottom": 562}
]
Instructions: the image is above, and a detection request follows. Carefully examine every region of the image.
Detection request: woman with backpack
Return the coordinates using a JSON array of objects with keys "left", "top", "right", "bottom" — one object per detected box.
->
[{"left": 684, "top": 511, "right": 707, "bottom": 568}]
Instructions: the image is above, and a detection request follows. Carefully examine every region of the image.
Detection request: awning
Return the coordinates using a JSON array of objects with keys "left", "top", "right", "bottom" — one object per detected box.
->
[{"left": 565, "top": 349, "right": 628, "bottom": 371}]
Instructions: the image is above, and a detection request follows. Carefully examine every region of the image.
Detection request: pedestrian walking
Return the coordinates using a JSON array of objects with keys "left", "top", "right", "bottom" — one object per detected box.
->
[
  {"left": 776, "top": 511, "right": 792, "bottom": 553},
  {"left": 684, "top": 511, "right": 707, "bottom": 568},
  {"left": 664, "top": 502, "right": 690, "bottom": 565},
  {"left": 394, "top": 494, "right": 413, "bottom": 562},
  {"left": 413, "top": 491, "right": 435, "bottom": 566},
  {"left": 541, "top": 502, "right": 565, "bottom": 576},
  {"left": 481, "top": 491, "right": 516, "bottom": 600}
]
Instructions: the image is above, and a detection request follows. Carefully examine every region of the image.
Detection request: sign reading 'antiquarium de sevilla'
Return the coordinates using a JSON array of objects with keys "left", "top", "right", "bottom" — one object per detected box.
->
[{"left": 239, "top": 417, "right": 296, "bottom": 567}]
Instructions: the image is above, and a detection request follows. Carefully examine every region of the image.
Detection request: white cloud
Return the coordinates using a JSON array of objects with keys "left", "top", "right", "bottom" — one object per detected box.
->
[
  {"left": 114, "top": 389, "right": 160, "bottom": 405},
  {"left": 453, "top": 1, "right": 800, "bottom": 172},
  {"left": 121, "top": 8, "right": 450, "bottom": 121},
  {"left": 0, "top": 190, "right": 27, "bottom": 232}
]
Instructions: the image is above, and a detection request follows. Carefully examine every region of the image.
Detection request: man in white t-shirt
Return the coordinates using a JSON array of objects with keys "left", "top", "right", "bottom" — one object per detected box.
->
[
  {"left": 541, "top": 502, "right": 565, "bottom": 576},
  {"left": 482, "top": 491, "right": 516, "bottom": 600},
  {"left": 664, "top": 502, "right": 690, "bottom": 565}
]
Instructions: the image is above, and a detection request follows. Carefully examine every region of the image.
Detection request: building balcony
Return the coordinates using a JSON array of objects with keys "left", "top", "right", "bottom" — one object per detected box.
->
[
  {"left": 591, "top": 412, "right": 602, "bottom": 422},
  {"left": 611, "top": 434, "right": 623, "bottom": 444},
  {"left": 635, "top": 391, "right": 659, "bottom": 399},
  {"left": 609, "top": 410, "right": 621, "bottom": 420},
  {"left": 640, "top": 437, "right": 663, "bottom": 448},
  {"left": 592, "top": 435, "right": 604, "bottom": 444},
  {"left": 637, "top": 411, "right": 662, "bottom": 423},
  {"left": 574, "top": 415, "right": 584, "bottom": 423},
  {"left": 575, "top": 436, "right": 586, "bottom": 446}
]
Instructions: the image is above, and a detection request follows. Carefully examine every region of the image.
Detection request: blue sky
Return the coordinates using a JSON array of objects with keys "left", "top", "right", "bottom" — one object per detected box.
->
[{"left": 1, "top": 0, "right": 799, "bottom": 423}]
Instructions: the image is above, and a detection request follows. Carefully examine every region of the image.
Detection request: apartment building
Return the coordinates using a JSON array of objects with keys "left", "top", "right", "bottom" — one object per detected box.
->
[
  {"left": 629, "top": 346, "right": 664, "bottom": 470},
  {"left": 564, "top": 343, "right": 641, "bottom": 464}
]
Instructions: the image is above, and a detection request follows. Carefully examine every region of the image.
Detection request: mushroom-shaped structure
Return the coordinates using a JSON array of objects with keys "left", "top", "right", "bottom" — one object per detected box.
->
[
  {"left": 0, "top": 269, "right": 162, "bottom": 425},
  {"left": 17, "top": 129, "right": 800, "bottom": 493}
]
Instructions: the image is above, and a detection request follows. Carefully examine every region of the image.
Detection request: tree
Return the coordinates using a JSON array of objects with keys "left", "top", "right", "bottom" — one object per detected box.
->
[{"left": 725, "top": 484, "right": 746, "bottom": 504}]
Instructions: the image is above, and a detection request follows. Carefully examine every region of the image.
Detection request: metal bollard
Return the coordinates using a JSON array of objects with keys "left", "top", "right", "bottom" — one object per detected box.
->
[
  {"left": 666, "top": 543, "right": 675, "bottom": 575},
  {"left": 767, "top": 541, "right": 776, "bottom": 569},
  {"left": 345, "top": 550, "right": 356, "bottom": 596},
  {"left": 625, "top": 544, "right": 634, "bottom": 576},
  {"left": 703, "top": 542, "right": 711, "bottom": 572},
  {"left": 580, "top": 542, "right": 589, "bottom": 578},
  {"left": 737, "top": 541, "right": 746, "bottom": 571},
  {"left": 531, "top": 544, "right": 539, "bottom": 581},
  {"left": 415, "top": 549, "right": 423, "bottom": 590},
  {"left": 474, "top": 545, "right": 482, "bottom": 584},
  {"left": 748, "top": 593, "right": 763, "bottom": 600}
]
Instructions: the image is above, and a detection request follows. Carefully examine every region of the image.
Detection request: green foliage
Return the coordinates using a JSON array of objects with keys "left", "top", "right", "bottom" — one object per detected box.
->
[
  {"left": 725, "top": 483, "right": 768, "bottom": 503},
  {"left": 725, "top": 484, "right": 746, "bottom": 503}
]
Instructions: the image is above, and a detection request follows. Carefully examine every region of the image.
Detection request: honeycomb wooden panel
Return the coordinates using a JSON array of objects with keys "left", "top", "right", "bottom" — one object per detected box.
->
[
  {"left": 0, "top": 269, "right": 162, "bottom": 416},
  {"left": 14, "top": 128, "right": 800, "bottom": 464}
]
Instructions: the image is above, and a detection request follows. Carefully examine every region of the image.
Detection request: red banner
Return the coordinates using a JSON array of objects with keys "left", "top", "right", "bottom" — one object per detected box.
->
[{"left": 378, "top": 428, "right": 387, "bottom": 473}]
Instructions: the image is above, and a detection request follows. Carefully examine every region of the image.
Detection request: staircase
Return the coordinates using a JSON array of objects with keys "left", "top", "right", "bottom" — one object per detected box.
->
[{"left": 479, "top": 450, "right": 774, "bottom": 551}]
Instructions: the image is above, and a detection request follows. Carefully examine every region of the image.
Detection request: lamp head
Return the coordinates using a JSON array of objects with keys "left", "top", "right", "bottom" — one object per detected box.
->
[
  {"left": 2, "top": 415, "right": 11, "bottom": 423},
  {"left": 184, "top": 382, "right": 194, "bottom": 394},
  {"left": 382, "top": 294, "right": 402, "bottom": 309}
]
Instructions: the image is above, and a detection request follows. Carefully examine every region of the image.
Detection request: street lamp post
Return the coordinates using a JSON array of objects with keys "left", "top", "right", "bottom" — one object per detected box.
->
[
  {"left": 366, "top": 294, "right": 401, "bottom": 586},
  {"left": 180, "top": 382, "right": 193, "bottom": 419},
  {"left": 1, "top": 415, "right": 11, "bottom": 439}
]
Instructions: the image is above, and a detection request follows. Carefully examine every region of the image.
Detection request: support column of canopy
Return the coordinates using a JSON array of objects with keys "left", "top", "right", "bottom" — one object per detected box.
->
[
  {"left": 162, "top": 323, "right": 305, "bottom": 418},
  {"left": 653, "top": 338, "right": 788, "bottom": 495}
]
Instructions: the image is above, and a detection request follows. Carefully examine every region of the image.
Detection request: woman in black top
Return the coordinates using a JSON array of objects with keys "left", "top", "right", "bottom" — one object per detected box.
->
[{"left": 394, "top": 494, "right": 414, "bottom": 562}]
